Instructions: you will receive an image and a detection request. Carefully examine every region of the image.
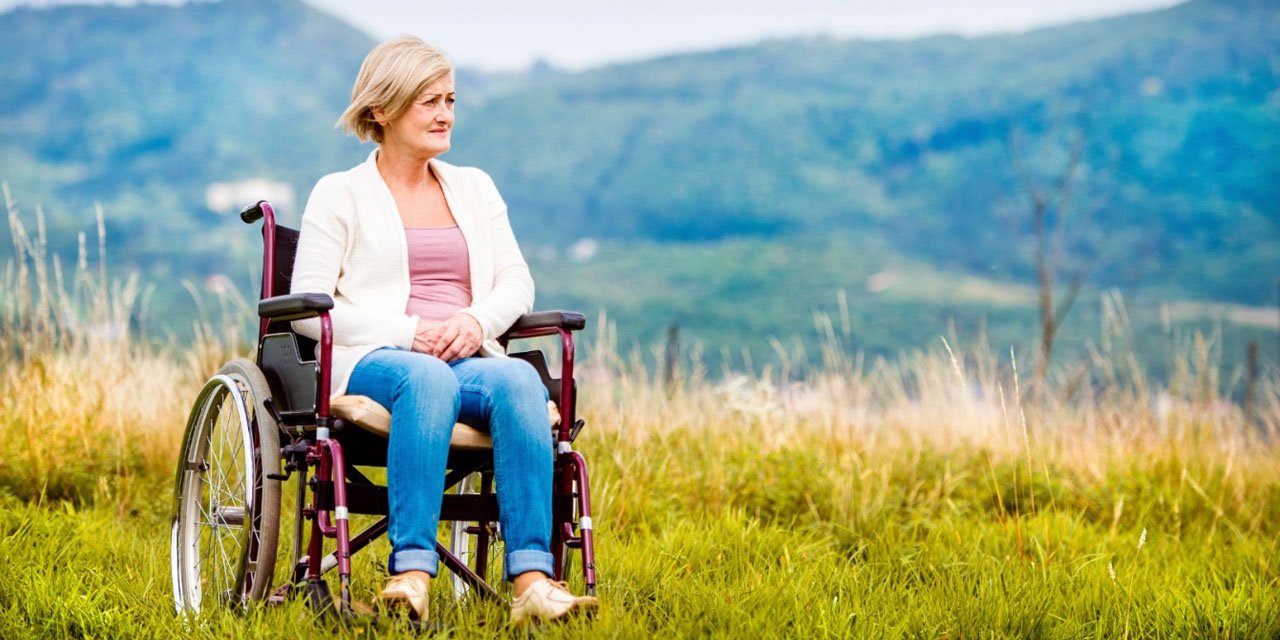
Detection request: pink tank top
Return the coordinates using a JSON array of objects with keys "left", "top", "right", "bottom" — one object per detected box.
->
[{"left": 404, "top": 226, "right": 472, "bottom": 322}]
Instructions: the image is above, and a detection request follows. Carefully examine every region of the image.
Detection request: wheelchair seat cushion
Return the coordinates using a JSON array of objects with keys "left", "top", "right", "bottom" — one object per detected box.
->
[{"left": 330, "top": 395, "right": 560, "bottom": 451}]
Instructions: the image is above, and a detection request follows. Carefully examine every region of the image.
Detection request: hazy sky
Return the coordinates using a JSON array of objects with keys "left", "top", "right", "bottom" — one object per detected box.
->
[{"left": 5, "top": 0, "right": 1186, "bottom": 71}]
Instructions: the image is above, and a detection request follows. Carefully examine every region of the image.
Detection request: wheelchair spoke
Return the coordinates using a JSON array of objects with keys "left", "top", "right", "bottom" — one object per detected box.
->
[
  {"left": 196, "top": 468, "right": 242, "bottom": 605},
  {"left": 211, "top": 406, "right": 246, "bottom": 502},
  {"left": 205, "top": 511, "right": 241, "bottom": 600}
]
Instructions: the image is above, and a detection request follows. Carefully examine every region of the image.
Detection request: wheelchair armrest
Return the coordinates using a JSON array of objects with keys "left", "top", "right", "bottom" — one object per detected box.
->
[
  {"left": 501, "top": 310, "right": 587, "bottom": 340},
  {"left": 500, "top": 310, "right": 586, "bottom": 442},
  {"left": 258, "top": 293, "right": 334, "bottom": 321}
]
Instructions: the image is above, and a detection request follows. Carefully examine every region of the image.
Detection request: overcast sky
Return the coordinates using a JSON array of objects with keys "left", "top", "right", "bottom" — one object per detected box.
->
[{"left": 5, "top": 0, "right": 1186, "bottom": 71}]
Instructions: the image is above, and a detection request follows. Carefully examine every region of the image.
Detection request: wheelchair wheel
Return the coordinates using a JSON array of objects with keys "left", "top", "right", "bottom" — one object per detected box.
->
[
  {"left": 447, "top": 472, "right": 506, "bottom": 599},
  {"left": 171, "top": 358, "right": 282, "bottom": 613}
]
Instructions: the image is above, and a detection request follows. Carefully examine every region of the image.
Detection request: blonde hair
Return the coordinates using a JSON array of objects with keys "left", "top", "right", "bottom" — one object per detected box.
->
[{"left": 338, "top": 35, "right": 454, "bottom": 143}]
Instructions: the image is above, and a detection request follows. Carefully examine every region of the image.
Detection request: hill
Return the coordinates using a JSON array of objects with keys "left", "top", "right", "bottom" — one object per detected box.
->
[
  {"left": 0, "top": 0, "right": 1275, "bottom": 372},
  {"left": 449, "top": 0, "right": 1279, "bottom": 305}
]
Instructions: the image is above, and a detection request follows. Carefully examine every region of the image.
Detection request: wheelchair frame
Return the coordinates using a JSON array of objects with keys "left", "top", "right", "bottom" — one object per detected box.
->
[{"left": 170, "top": 200, "right": 598, "bottom": 616}]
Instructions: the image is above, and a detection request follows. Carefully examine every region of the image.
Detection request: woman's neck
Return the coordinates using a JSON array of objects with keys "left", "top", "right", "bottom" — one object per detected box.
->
[{"left": 376, "top": 144, "right": 435, "bottom": 190}]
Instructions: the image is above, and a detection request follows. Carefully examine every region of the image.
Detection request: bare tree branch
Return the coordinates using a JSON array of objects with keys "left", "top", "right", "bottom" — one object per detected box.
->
[
  {"left": 1006, "top": 115, "right": 1102, "bottom": 399},
  {"left": 1008, "top": 127, "right": 1046, "bottom": 214},
  {"left": 1049, "top": 131, "right": 1086, "bottom": 275},
  {"left": 1053, "top": 259, "right": 1096, "bottom": 329}
]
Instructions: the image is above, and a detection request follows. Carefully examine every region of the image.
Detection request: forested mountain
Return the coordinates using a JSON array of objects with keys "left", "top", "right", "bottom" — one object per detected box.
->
[
  {"left": 448, "top": 0, "right": 1279, "bottom": 304},
  {"left": 0, "top": 0, "right": 1275, "bottom": 369}
]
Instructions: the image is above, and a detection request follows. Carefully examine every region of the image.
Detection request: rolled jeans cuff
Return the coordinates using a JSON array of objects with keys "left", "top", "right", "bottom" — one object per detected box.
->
[
  {"left": 505, "top": 549, "right": 555, "bottom": 581},
  {"left": 389, "top": 548, "right": 439, "bottom": 577}
]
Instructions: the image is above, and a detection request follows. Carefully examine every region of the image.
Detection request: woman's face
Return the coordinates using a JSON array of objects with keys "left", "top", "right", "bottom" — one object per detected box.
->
[{"left": 382, "top": 74, "right": 455, "bottom": 159}]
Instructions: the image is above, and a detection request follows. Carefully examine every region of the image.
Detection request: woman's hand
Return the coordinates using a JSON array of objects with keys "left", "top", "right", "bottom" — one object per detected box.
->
[
  {"left": 421, "top": 314, "right": 484, "bottom": 362},
  {"left": 412, "top": 319, "right": 444, "bottom": 354}
]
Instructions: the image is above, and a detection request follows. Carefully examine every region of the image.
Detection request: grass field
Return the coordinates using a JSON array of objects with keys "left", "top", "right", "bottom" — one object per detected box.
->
[{"left": 2, "top": 212, "right": 1279, "bottom": 638}]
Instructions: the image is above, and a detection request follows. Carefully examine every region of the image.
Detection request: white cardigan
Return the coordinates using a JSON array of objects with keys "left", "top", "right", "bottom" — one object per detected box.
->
[{"left": 290, "top": 150, "right": 534, "bottom": 397}]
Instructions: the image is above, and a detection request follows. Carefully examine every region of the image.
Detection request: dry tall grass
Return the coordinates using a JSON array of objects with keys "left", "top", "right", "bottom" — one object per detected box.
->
[
  {"left": 1, "top": 188, "right": 243, "bottom": 503},
  {"left": 578, "top": 294, "right": 1280, "bottom": 565}
]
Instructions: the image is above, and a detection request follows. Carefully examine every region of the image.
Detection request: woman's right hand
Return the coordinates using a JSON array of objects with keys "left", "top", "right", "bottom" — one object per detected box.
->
[{"left": 412, "top": 319, "right": 445, "bottom": 354}]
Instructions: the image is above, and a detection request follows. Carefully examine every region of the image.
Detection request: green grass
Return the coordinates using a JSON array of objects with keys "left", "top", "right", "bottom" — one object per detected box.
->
[{"left": 1, "top": 419, "right": 1278, "bottom": 638}]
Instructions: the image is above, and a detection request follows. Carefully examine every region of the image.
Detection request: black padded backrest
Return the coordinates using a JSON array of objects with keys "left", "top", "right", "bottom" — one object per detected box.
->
[
  {"left": 267, "top": 224, "right": 299, "bottom": 299},
  {"left": 257, "top": 223, "right": 320, "bottom": 424},
  {"left": 265, "top": 226, "right": 309, "bottom": 338},
  {"left": 273, "top": 226, "right": 318, "bottom": 354}
]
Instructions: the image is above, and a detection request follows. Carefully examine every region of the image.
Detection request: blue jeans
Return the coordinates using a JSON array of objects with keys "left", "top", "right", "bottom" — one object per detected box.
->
[{"left": 346, "top": 348, "right": 555, "bottom": 580}]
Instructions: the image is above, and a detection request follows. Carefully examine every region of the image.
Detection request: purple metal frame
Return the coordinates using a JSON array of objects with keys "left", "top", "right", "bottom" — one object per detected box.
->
[
  {"left": 559, "top": 451, "right": 597, "bottom": 587},
  {"left": 256, "top": 201, "right": 277, "bottom": 341},
  {"left": 254, "top": 201, "right": 350, "bottom": 609},
  {"left": 310, "top": 438, "right": 351, "bottom": 607},
  {"left": 499, "top": 325, "right": 598, "bottom": 591},
  {"left": 250, "top": 200, "right": 597, "bottom": 612}
]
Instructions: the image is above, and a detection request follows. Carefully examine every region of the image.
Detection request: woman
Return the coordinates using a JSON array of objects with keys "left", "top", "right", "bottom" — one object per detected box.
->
[{"left": 290, "top": 35, "right": 598, "bottom": 624}]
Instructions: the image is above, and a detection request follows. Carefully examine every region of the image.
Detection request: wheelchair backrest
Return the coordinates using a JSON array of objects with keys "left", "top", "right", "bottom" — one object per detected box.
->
[
  {"left": 264, "top": 226, "right": 299, "bottom": 306},
  {"left": 258, "top": 224, "right": 322, "bottom": 426}
]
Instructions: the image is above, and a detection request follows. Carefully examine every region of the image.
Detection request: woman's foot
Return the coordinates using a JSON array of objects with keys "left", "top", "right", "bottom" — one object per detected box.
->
[
  {"left": 379, "top": 571, "right": 431, "bottom": 620},
  {"left": 510, "top": 577, "right": 599, "bottom": 625}
]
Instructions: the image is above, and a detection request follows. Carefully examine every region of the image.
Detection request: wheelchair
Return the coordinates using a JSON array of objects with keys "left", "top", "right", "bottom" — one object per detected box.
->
[{"left": 169, "top": 201, "right": 598, "bottom": 616}]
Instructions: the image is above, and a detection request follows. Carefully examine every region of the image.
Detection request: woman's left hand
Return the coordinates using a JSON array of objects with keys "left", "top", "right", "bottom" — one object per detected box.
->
[{"left": 430, "top": 313, "right": 484, "bottom": 362}]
